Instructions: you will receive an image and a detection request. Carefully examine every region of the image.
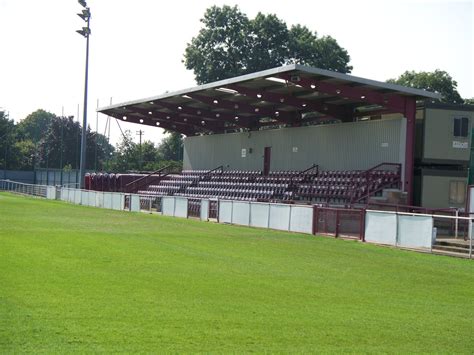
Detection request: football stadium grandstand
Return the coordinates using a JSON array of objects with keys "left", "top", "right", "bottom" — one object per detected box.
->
[{"left": 95, "top": 64, "right": 473, "bottom": 210}]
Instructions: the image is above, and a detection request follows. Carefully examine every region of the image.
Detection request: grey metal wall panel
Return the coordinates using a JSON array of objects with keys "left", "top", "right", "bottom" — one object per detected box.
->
[
  {"left": 423, "top": 108, "right": 473, "bottom": 163},
  {"left": 0, "top": 170, "right": 34, "bottom": 184},
  {"left": 184, "top": 118, "right": 403, "bottom": 171}
]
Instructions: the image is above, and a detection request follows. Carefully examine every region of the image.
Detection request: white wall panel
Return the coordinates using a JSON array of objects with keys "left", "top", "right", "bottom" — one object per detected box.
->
[
  {"left": 365, "top": 212, "right": 397, "bottom": 245},
  {"left": 111, "top": 193, "right": 123, "bottom": 210},
  {"left": 88, "top": 191, "right": 96, "bottom": 207},
  {"left": 232, "top": 201, "right": 250, "bottom": 226},
  {"left": 162, "top": 197, "right": 176, "bottom": 216},
  {"left": 200, "top": 199, "right": 209, "bottom": 221},
  {"left": 68, "top": 189, "right": 76, "bottom": 204},
  {"left": 96, "top": 192, "right": 104, "bottom": 208},
  {"left": 397, "top": 215, "right": 433, "bottom": 249},
  {"left": 250, "top": 203, "right": 270, "bottom": 228},
  {"left": 269, "top": 204, "right": 291, "bottom": 231},
  {"left": 130, "top": 194, "right": 140, "bottom": 212},
  {"left": 61, "top": 188, "right": 69, "bottom": 201},
  {"left": 219, "top": 201, "right": 233, "bottom": 223},
  {"left": 46, "top": 186, "right": 56, "bottom": 199},
  {"left": 174, "top": 198, "right": 188, "bottom": 218},
  {"left": 104, "top": 192, "right": 112, "bottom": 209},
  {"left": 289, "top": 206, "right": 313, "bottom": 234}
]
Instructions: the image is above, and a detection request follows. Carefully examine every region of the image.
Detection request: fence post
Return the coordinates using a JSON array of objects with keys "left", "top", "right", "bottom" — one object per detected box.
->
[
  {"left": 455, "top": 209, "right": 459, "bottom": 239},
  {"left": 359, "top": 208, "right": 366, "bottom": 241},
  {"left": 469, "top": 218, "right": 472, "bottom": 259},
  {"left": 312, "top": 206, "right": 319, "bottom": 235}
]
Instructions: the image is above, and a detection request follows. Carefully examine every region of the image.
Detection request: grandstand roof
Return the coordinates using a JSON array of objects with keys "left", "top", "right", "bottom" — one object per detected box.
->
[{"left": 97, "top": 64, "right": 441, "bottom": 136}]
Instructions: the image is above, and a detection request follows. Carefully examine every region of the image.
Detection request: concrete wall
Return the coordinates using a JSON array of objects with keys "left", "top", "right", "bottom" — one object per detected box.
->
[
  {"left": 184, "top": 117, "right": 405, "bottom": 172},
  {"left": 423, "top": 108, "right": 473, "bottom": 164}
]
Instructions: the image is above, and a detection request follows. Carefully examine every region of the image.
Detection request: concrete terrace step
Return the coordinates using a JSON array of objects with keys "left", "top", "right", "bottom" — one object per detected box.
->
[
  {"left": 432, "top": 248, "right": 471, "bottom": 259},
  {"left": 435, "top": 239, "right": 471, "bottom": 248},
  {"left": 432, "top": 245, "right": 470, "bottom": 254}
]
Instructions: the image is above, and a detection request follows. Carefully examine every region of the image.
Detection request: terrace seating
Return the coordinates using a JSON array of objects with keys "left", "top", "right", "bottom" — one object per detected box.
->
[{"left": 87, "top": 163, "right": 401, "bottom": 204}]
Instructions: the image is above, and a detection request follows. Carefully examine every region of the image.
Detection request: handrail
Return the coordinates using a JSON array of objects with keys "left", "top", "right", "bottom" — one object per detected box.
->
[
  {"left": 351, "top": 176, "right": 402, "bottom": 204},
  {"left": 124, "top": 165, "right": 171, "bottom": 189},
  {"left": 363, "top": 162, "right": 401, "bottom": 174},
  {"left": 300, "top": 163, "right": 319, "bottom": 176},
  {"left": 202, "top": 165, "right": 224, "bottom": 177},
  {"left": 123, "top": 165, "right": 175, "bottom": 193},
  {"left": 349, "top": 162, "right": 402, "bottom": 204},
  {"left": 362, "top": 201, "right": 459, "bottom": 214}
]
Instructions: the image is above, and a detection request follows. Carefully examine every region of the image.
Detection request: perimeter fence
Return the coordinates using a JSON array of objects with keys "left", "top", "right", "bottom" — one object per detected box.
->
[{"left": 1, "top": 180, "right": 471, "bottom": 258}]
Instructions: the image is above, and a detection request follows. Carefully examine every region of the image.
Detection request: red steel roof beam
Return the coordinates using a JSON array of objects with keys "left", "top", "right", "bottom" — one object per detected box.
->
[
  {"left": 225, "top": 84, "right": 352, "bottom": 120},
  {"left": 107, "top": 111, "right": 195, "bottom": 136},
  {"left": 154, "top": 100, "right": 252, "bottom": 129},
  {"left": 134, "top": 107, "right": 229, "bottom": 131},
  {"left": 278, "top": 74, "right": 407, "bottom": 113},
  {"left": 186, "top": 93, "right": 296, "bottom": 125}
]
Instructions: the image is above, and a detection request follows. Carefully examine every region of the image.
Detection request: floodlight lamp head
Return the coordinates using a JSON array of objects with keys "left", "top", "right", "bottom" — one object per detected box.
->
[
  {"left": 78, "top": 0, "right": 87, "bottom": 8},
  {"left": 76, "top": 27, "right": 91, "bottom": 37},
  {"left": 77, "top": 8, "right": 90, "bottom": 21}
]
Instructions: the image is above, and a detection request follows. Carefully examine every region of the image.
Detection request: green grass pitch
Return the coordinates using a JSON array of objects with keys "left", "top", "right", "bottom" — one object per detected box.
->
[{"left": 0, "top": 192, "right": 473, "bottom": 352}]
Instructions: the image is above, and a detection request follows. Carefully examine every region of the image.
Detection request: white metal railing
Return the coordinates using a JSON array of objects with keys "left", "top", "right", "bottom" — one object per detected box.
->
[{"left": 0, "top": 179, "right": 49, "bottom": 198}]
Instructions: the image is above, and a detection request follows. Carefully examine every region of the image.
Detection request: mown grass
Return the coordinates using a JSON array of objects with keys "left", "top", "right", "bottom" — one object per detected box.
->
[{"left": 0, "top": 192, "right": 473, "bottom": 353}]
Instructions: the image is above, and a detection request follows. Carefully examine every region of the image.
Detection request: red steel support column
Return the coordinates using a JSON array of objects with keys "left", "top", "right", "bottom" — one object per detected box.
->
[{"left": 404, "top": 97, "right": 416, "bottom": 206}]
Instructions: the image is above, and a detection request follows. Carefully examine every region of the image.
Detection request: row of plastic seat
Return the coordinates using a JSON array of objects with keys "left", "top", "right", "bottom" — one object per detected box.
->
[
  {"left": 198, "top": 181, "right": 288, "bottom": 189},
  {"left": 176, "top": 191, "right": 274, "bottom": 201},
  {"left": 159, "top": 180, "right": 194, "bottom": 186}
]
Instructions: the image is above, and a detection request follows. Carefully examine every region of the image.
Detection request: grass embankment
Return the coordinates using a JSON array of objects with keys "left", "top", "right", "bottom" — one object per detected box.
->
[{"left": 0, "top": 192, "right": 472, "bottom": 352}]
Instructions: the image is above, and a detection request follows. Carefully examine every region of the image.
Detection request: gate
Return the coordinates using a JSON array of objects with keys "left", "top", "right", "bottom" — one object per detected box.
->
[{"left": 313, "top": 206, "right": 365, "bottom": 240}]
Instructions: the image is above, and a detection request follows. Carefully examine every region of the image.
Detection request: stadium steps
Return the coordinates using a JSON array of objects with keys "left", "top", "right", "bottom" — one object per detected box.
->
[{"left": 432, "top": 239, "right": 471, "bottom": 256}]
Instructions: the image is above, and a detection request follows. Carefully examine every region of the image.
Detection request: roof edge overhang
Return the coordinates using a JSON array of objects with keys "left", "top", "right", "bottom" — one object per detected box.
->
[{"left": 98, "top": 64, "right": 441, "bottom": 113}]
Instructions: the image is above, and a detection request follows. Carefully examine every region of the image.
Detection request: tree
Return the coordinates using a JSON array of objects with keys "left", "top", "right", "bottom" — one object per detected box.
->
[
  {"left": 105, "top": 131, "right": 183, "bottom": 173},
  {"left": 157, "top": 132, "right": 183, "bottom": 161},
  {"left": 9, "top": 140, "right": 36, "bottom": 170},
  {"left": 17, "top": 109, "right": 56, "bottom": 143},
  {"left": 387, "top": 70, "right": 464, "bottom": 104},
  {"left": 0, "top": 110, "right": 16, "bottom": 170},
  {"left": 35, "top": 115, "right": 114, "bottom": 170},
  {"left": 183, "top": 5, "right": 352, "bottom": 84}
]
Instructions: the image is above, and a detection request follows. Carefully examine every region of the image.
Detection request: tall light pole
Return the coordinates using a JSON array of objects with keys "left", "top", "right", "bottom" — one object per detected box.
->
[{"left": 77, "top": 0, "right": 91, "bottom": 188}]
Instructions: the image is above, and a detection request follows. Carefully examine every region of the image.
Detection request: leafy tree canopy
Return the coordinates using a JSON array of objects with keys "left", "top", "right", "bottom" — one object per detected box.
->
[
  {"left": 17, "top": 109, "right": 56, "bottom": 143},
  {"left": 36, "top": 115, "right": 114, "bottom": 170},
  {"left": 0, "top": 111, "right": 16, "bottom": 169},
  {"left": 387, "top": 70, "right": 464, "bottom": 104},
  {"left": 105, "top": 131, "right": 182, "bottom": 173},
  {"left": 157, "top": 132, "right": 183, "bottom": 161},
  {"left": 184, "top": 5, "right": 352, "bottom": 84}
]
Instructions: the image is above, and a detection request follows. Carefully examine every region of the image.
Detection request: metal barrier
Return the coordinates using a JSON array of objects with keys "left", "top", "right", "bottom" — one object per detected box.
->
[
  {"left": 187, "top": 198, "right": 201, "bottom": 218},
  {"left": 1, "top": 180, "right": 471, "bottom": 258},
  {"left": 313, "top": 206, "right": 365, "bottom": 240},
  {"left": 0, "top": 180, "right": 49, "bottom": 198}
]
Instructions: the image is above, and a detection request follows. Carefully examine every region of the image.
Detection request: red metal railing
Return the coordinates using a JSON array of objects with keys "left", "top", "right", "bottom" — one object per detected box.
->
[
  {"left": 123, "top": 165, "right": 173, "bottom": 193},
  {"left": 187, "top": 198, "right": 201, "bottom": 218},
  {"left": 313, "top": 206, "right": 365, "bottom": 240},
  {"left": 350, "top": 162, "right": 402, "bottom": 204}
]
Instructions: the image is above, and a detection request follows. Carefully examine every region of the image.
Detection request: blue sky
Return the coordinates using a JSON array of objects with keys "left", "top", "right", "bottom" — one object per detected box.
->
[{"left": 0, "top": 0, "right": 472, "bottom": 145}]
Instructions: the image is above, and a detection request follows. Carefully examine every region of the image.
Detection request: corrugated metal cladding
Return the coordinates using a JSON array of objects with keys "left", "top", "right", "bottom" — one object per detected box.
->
[{"left": 183, "top": 118, "right": 405, "bottom": 171}]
